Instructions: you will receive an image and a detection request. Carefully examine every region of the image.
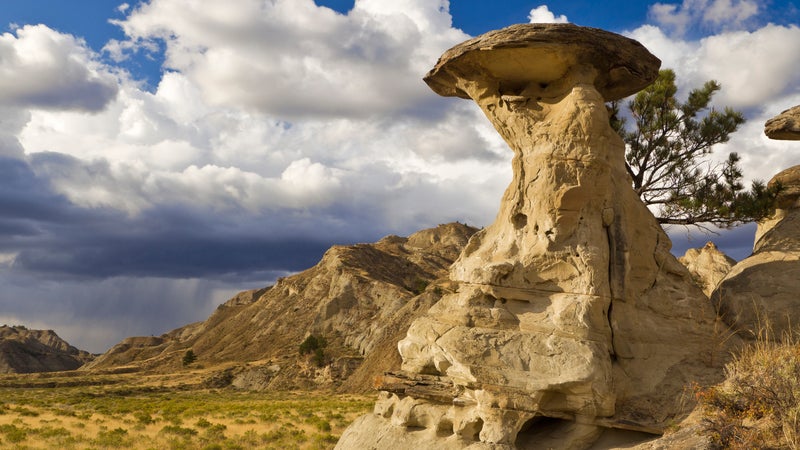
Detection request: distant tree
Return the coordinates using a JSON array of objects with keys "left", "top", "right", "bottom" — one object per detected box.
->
[
  {"left": 609, "top": 69, "right": 777, "bottom": 228},
  {"left": 299, "top": 334, "right": 328, "bottom": 367},
  {"left": 182, "top": 349, "right": 197, "bottom": 366}
]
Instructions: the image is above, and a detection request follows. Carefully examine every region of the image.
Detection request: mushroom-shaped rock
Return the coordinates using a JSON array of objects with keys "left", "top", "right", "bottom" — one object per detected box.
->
[
  {"left": 424, "top": 23, "right": 660, "bottom": 102},
  {"left": 765, "top": 105, "right": 800, "bottom": 140},
  {"left": 769, "top": 164, "right": 800, "bottom": 208},
  {"left": 338, "top": 24, "right": 725, "bottom": 450}
]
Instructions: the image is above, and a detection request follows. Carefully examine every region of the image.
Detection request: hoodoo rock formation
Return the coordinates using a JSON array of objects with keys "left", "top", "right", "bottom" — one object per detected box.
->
[
  {"left": 764, "top": 105, "right": 800, "bottom": 140},
  {"left": 679, "top": 242, "right": 736, "bottom": 297},
  {"left": 711, "top": 107, "right": 800, "bottom": 339},
  {"left": 713, "top": 165, "right": 800, "bottom": 338},
  {"left": 337, "top": 24, "right": 727, "bottom": 449}
]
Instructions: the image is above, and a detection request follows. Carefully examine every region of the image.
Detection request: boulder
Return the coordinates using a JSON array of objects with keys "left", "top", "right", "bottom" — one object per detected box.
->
[
  {"left": 713, "top": 165, "right": 800, "bottom": 338},
  {"left": 338, "top": 24, "right": 727, "bottom": 450},
  {"left": 679, "top": 242, "right": 736, "bottom": 297}
]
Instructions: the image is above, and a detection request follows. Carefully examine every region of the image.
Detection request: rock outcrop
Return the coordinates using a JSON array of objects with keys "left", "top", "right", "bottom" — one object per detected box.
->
[
  {"left": 764, "top": 105, "right": 800, "bottom": 140},
  {"left": 713, "top": 165, "right": 800, "bottom": 338},
  {"left": 337, "top": 24, "right": 727, "bottom": 450},
  {"left": 84, "top": 223, "right": 477, "bottom": 391},
  {"left": 0, "top": 325, "right": 94, "bottom": 373},
  {"left": 679, "top": 242, "right": 736, "bottom": 297}
]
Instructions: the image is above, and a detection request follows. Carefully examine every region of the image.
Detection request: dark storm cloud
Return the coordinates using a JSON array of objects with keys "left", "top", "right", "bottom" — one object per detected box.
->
[{"left": 0, "top": 156, "right": 338, "bottom": 281}]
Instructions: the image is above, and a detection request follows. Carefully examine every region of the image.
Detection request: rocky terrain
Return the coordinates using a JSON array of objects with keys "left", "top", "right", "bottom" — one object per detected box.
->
[
  {"left": 0, "top": 325, "right": 94, "bottom": 374},
  {"left": 83, "top": 222, "right": 478, "bottom": 392}
]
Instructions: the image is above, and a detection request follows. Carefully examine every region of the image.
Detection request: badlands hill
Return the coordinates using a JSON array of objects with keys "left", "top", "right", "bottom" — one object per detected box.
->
[
  {"left": 83, "top": 223, "right": 477, "bottom": 391},
  {"left": 0, "top": 325, "right": 94, "bottom": 374}
]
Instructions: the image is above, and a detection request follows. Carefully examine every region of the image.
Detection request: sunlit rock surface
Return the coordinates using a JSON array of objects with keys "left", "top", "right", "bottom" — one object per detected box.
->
[{"left": 338, "top": 23, "right": 727, "bottom": 450}]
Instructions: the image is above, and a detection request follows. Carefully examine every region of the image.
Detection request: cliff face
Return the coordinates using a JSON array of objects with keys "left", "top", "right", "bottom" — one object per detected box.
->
[
  {"left": 84, "top": 223, "right": 477, "bottom": 390},
  {"left": 0, "top": 325, "right": 94, "bottom": 374}
]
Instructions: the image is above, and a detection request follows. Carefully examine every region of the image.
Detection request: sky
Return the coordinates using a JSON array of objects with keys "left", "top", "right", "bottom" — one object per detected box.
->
[{"left": 0, "top": 0, "right": 799, "bottom": 353}]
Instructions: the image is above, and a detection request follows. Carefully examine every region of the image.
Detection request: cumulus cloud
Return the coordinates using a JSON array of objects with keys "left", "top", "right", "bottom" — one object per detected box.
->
[
  {"left": 628, "top": 24, "right": 800, "bottom": 111},
  {"left": 528, "top": 5, "right": 569, "bottom": 24},
  {"left": 649, "top": 0, "right": 760, "bottom": 36},
  {"left": 109, "top": 0, "right": 468, "bottom": 118},
  {"left": 0, "top": 25, "right": 118, "bottom": 111}
]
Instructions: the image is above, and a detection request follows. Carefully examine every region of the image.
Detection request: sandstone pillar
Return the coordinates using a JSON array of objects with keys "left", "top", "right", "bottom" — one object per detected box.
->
[{"left": 338, "top": 24, "right": 724, "bottom": 450}]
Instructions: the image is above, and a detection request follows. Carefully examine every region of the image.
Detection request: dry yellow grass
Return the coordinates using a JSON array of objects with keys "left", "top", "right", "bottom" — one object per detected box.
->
[{"left": 0, "top": 371, "right": 372, "bottom": 449}]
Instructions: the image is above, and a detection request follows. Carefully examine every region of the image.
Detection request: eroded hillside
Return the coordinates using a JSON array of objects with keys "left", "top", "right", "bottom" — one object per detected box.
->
[
  {"left": 0, "top": 325, "right": 94, "bottom": 374},
  {"left": 84, "top": 223, "right": 477, "bottom": 391}
]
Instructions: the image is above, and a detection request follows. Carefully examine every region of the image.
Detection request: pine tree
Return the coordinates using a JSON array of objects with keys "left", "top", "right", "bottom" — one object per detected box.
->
[{"left": 610, "top": 69, "right": 777, "bottom": 227}]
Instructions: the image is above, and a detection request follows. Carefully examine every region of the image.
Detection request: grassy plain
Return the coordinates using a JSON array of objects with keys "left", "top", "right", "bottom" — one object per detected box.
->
[{"left": 0, "top": 370, "right": 371, "bottom": 449}]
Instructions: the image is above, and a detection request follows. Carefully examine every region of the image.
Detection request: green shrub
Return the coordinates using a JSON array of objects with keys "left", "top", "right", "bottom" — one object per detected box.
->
[
  {"left": 34, "top": 426, "right": 72, "bottom": 439},
  {"left": 134, "top": 410, "right": 155, "bottom": 425},
  {"left": 299, "top": 334, "right": 328, "bottom": 367},
  {"left": 161, "top": 424, "right": 198, "bottom": 437},
  {"left": 305, "top": 416, "right": 332, "bottom": 432},
  {"left": 94, "top": 427, "right": 130, "bottom": 447},
  {"left": 182, "top": 349, "right": 197, "bottom": 366},
  {"left": 299, "top": 335, "right": 327, "bottom": 355},
  {"left": 0, "top": 424, "right": 27, "bottom": 443},
  {"left": 12, "top": 406, "right": 39, "bottom": 417},
  {"left": 410, "top": 277, "right": 429, "bottom": 295},
  {"left": 202, "top": 423, "right": 226, "bottom": 441},
  {"left": 195, "top": 417, "right": 212, "bottom": 428}
]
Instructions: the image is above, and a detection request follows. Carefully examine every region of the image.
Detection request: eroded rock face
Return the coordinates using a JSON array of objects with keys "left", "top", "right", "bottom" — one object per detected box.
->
[
  {"left": 338, "top": 24, "right": 725, "bottom": 450},
  {"left": 713, "top": 165, "right": 800, "bottom": 338},
  {"left": 764, "top": 105, "right": 800, "bottom": 140},
  {"left": 679, "top": 242, "right": 736, "bottom": 297}
]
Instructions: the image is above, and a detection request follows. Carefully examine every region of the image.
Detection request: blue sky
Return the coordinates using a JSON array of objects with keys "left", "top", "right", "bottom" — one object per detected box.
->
[{"left": 0, "top": 0, "right": 798, "bottom": 352}]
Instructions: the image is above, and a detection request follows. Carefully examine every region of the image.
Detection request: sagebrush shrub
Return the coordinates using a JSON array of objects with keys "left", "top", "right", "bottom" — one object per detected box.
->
[{"left": 698, "top": 334, "right": 800, "bottom": 449}]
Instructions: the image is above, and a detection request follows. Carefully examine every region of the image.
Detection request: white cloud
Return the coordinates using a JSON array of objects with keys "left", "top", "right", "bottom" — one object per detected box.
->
[
  {"left": 649, "top": 0, "right": 760, "bottom": 36},
  {"left": 110, "top": 0, "right": 468, "bottom": 118},
  {"left": 528, "top": 5, "right": 569, "bottom": 24},
  {"left": 0, "top": 25, "right": 118, "bottom": 111},
  {"left": 628, "top": 24, "right": 800, "bottom": 112}
]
